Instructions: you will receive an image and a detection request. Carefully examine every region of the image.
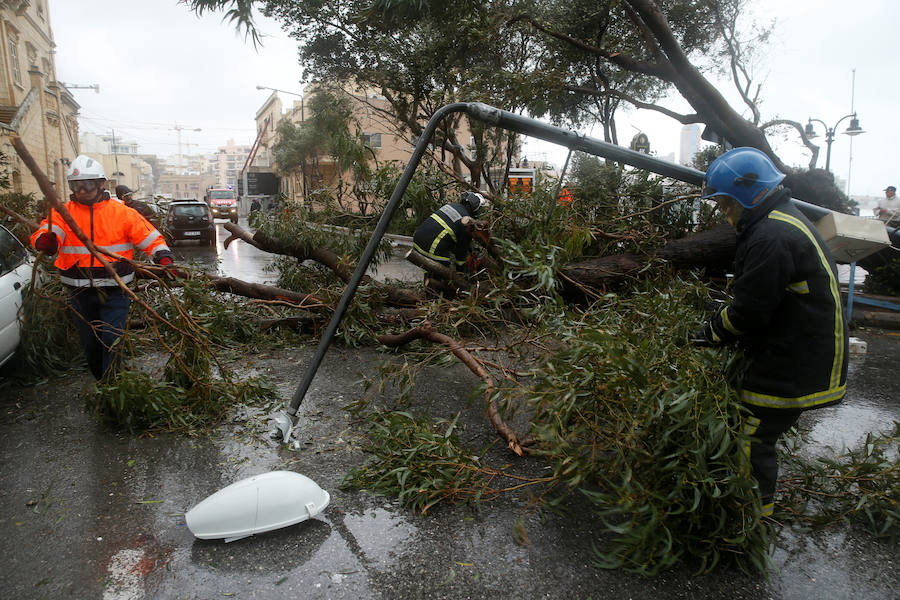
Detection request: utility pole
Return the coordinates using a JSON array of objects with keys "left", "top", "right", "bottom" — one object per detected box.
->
[
  {"left": 110, "top": 128, "right": 120, "bottom": 186},
  {"left": 846, "top": 68, "right": 857, "bottom": 198},
  {"left": 171, "top": 123, "right": 201, "bottom": 175}
]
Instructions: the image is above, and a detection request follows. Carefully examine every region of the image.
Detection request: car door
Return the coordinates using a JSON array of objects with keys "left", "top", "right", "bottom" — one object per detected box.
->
[{"left": 0, "top": 225, "right": 32, "bottom": 367}]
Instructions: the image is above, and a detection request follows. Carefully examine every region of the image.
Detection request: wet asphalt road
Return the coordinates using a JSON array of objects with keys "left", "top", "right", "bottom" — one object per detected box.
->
[
  {"left": 169, "top": 218, "right": 421, "bottom": 286},
  {"left": 1, "top": 218, "right": 898, "bottom": 599}
]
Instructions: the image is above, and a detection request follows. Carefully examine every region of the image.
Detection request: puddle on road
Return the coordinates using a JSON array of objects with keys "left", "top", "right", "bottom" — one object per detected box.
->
[
  {"left": 805, "top": 397, "right": 897, "bottom": 454},
  {"left": 336, "top": 506, "right": 417, "bottom": 570}
]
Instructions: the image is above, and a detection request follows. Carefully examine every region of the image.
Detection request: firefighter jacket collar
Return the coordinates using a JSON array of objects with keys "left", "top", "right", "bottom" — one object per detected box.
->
[{"left": 735, "top": 186, "right": 789, "bottom": 234}]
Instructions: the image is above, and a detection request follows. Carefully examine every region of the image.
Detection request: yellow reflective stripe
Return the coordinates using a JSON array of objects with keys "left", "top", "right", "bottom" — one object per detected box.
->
[
  {"left": 413, "top": 243, "right": 451, "bottom": 263},
  {"left": 429, "top": 214, "right": 457, "bottom": 243},
  {"left": 761, "top": 502, "right": 774, "bottom": 517},
  {"left": 429, "top": 228, "right": 452, "bottom": 257},
  {"left": 741, "top": 383, "right": 846, "bottom": 409},
  {"left": 742, "top": 416, "right": 760, "bottom": 466},
  {"left": 786, "top": 280, "right": 810, "bottom": 294},
  {"left": 768, "top": 210, "right": 844, "bottom": 390},
  {"left": 720, "top": 306, "right": 742, "bottom": 335}
]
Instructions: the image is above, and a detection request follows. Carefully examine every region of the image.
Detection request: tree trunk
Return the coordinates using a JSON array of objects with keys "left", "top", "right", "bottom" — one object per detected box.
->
[{"left": 560, "top": 224, "right": 736, "bottom": 293}]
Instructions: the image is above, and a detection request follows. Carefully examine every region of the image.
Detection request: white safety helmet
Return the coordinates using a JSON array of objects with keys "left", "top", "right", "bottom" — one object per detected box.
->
[{"left": 67, "top": 155, "right": 107, "bottom": 181}]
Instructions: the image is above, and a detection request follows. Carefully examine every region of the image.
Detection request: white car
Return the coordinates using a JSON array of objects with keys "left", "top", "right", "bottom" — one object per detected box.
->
[{"left": 0, "top": 224, "right": 36, "bottom": 368}]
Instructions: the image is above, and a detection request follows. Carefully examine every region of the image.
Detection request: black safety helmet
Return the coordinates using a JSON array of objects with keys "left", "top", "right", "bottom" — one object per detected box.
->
[
  {"left": 115, "top": 184, "right": 133, "bottom": 199},
  {"left": 461, "top": 191, "right": 486, "bottom": 215}
]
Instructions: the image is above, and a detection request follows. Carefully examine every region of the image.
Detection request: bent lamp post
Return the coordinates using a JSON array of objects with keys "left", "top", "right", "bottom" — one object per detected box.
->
[{"left": 271, "top": 102, "right": 858, "bottom": 442}]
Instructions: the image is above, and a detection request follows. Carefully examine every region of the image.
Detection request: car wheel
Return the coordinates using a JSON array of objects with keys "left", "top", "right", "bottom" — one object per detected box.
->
[{"left": 205, "top": 235, "right": 215, "bottom": 247}]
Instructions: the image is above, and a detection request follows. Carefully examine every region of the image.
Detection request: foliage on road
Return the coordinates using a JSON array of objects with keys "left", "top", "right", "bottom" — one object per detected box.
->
[{"left": 779, "top": 421, "right": 900, "bottom": 540}]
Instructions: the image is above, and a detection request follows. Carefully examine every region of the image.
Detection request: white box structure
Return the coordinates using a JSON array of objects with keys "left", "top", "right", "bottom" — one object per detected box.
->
[{"left": 814, "top": 212, "right": 890, "bottom": 264}]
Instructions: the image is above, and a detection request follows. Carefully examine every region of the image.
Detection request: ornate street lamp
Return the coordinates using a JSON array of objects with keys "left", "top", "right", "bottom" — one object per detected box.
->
[{"left": 803, "top": 113, "right": 864, "bottom": 172}]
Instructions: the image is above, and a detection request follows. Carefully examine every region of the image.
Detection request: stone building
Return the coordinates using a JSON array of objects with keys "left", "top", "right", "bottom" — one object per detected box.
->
[{"left": 0, "top": 0, "right": 79, "bottom": 196}]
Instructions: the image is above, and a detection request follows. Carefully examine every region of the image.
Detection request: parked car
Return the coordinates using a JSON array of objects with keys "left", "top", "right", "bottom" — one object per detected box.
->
[
  {"left": 165, "top": 200, "right": 216, "bottom": 246},
  {"left": 0, "top": 224, "right": 36, "bottom": 368}
]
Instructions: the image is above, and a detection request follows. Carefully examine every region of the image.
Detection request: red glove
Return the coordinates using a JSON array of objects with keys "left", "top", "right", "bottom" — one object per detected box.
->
[
  {"left": 34, "top": 232, "right": 58, "bottom": 254},
  {"left": 465, "top": 254, "right": 482, "bottom": 273},
  {"left": 158, "top": 256, "right": 174, "bottom": 267}
]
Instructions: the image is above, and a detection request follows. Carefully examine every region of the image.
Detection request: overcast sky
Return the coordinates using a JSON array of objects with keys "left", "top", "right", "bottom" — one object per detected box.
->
[{"left": 50, "top": 0, "right": 896, "bottom": 200}]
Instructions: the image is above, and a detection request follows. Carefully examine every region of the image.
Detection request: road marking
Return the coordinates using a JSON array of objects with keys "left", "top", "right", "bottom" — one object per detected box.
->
[{"left": 103, "top": 548, "right": 145, "bottom": 600}]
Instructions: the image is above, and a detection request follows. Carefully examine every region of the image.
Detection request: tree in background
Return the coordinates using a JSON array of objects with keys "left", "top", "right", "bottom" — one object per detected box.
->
[
  {"left": 188, "top": 0, "right": 852, "bottom": 211},
  {"left": 272, "top": 88, "right": 379, "bottom": 214}
]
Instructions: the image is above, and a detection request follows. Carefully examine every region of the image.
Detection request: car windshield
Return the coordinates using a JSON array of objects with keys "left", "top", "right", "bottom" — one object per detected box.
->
[
  {"left": 173, "top": 205, "right": 207, "bottom": 217},
  {"left": 209, "top": 191, "right": 235, "bottom": 199}
]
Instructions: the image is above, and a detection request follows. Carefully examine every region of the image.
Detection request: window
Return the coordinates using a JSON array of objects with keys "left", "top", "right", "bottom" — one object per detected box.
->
[
  {"left": 0, "top": 225, "right": 27, "bottom": 276},
  {"left": 8, "top": 36, "right": 20, "bottom": 84},
  {"left": 172, "top": 205, "right": 207, "bottom": 218},
  {"left": 363, "top": 133, "right": 382, "bottom": 148}
]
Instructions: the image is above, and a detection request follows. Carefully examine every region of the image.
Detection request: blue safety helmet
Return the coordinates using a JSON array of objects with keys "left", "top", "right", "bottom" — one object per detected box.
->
[{"left": 700, "top": 147, "right": 785, "bottom": 209}]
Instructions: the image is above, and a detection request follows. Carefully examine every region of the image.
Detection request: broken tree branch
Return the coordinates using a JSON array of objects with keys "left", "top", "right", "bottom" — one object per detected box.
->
[{"left": 377, "top": 321, "right": 535, "bottom": 455}]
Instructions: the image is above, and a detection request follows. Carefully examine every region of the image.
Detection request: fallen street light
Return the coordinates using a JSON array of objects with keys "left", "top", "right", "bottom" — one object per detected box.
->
[{"left": 804, "top": 113, "right": 865, "bottom": 173}]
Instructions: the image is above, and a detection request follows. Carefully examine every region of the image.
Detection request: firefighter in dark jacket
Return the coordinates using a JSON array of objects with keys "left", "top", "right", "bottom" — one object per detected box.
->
[
  {"left": 692, "top": 147, "right": 848, "bottom": 517},
  {"left": 413, "top": 191, "right": 486, "bottom": 278}
]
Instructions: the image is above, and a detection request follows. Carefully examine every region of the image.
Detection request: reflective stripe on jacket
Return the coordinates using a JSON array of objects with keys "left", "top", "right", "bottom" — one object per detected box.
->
[
  {"left": 412, "top": 202, "right": 473, "bottom": 267},
  {"left": 708, "top": 188, "right": 848, "bottom": 411},
  {"left": 31, "top": 198, "right": 171, "bottom": 287}
]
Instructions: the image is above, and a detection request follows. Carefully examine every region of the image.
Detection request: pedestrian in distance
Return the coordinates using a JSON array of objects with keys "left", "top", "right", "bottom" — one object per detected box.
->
[
  {"left": 690, "top": 147, "right": 848, "bottom": 517},
  {"left": 412, "top": 191, "right": 487, "bottom": 287},
  {"left": 877, "top": 185, "right": 898, "bottom": 224},
  {"left": 115, "top": 184, "right": 156, "bottom": 221},
  {"left": 250, "top": 197, "right": 261, "bottom": 212},
  {"left": 31, "top": 155, "right": 177, "bottom": 380}
]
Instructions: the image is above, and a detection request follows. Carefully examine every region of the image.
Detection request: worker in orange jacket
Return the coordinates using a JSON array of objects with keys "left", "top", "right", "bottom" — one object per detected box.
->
[{"left": 31, "top": 155, "right": 175, "bottom": 380}]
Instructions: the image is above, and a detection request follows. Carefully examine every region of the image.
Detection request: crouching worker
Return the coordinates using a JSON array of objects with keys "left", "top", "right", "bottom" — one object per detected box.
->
[
  {"left": 31, "top": 155, "right": 176, "bottom": 380},
  {"left": 691, "top": 147, "right": 847, "bottom": 517},
  {"left": 412, "top": 191, "right": 486, "bottom": 290}
]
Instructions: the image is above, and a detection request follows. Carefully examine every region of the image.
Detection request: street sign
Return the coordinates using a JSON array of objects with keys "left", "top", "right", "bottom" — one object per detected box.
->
[
  {"left": 630, "top": 133, "right": 650, "bottom": 154},
  {"left": 247, "top": 172, "right": 279, "bottom": 195}
]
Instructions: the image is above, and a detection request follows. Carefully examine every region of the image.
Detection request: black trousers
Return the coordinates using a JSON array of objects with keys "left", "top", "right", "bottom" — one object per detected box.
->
[
  {"left": 743, "top": 406, "right": 802, "bottom": 515},
  {"left": 68, "top": 286, "right": 131, "bottom": 380}
]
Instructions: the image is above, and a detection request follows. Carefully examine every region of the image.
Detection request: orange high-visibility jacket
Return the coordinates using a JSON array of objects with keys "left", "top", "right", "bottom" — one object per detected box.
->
[{"left": 31, "top": 197, "right": 171, "bottom": 287}]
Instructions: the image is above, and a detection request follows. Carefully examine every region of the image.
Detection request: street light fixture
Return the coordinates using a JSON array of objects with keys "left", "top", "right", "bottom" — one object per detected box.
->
[
  {"left": 256, "top": 84, "right": 303, "bottom": 98},
  {"left": 256, "top": 85, "right": 305, "bottom": 120},
  {"left": 803, "top": 112, "right": 864, "bottom": 172}
]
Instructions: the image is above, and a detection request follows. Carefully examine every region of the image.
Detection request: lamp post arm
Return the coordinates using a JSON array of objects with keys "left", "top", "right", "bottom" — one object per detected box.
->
[
  {"left": 831, "top": 113, "right": 857, "bottom": 132},
  {"left": 808, "top": 117, "right": 828, "bottom": 131}
]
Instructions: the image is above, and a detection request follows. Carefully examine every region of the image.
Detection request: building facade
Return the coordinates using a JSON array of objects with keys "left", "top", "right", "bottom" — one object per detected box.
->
[
  {"left": 79, "top": 131, "right": 154, "bottom": 196},
  {"left": 211, "top": 138, "right": 251, "bottom": 190},
  {"left": 679, "top": 124, "right": 700, "bottom": 166},
  {"left": 156, "top": 172, "right": 217, "bottom": 201},
  {"left": 251, "top": 85, "right": 481, "bottom": 212},
  {"left": 0, "top": 0, "right": 79, "bottom": 196}
]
